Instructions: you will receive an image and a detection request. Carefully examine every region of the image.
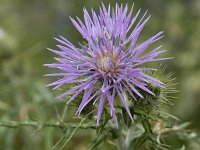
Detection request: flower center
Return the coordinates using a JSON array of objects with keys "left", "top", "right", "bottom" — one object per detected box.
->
[{"left": 99, "top": 56, "right": 115, "bottom": 72}]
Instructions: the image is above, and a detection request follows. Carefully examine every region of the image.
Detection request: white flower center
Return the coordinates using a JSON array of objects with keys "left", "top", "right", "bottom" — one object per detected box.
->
[{"left": 99, "top": 56, "right": 114, "bottom": 72}]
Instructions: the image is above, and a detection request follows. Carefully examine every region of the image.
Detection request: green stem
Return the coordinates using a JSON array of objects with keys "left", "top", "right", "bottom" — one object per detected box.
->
[
  {"left": 142, "top": 119, "right": 153, "bottom": 135},
  {"left": 0, "top": 120, "right": 95, "bottom": 129},
  {"left": 59, "top": 118, "right": 86, "bottom": 150},
  {"left": 134, "top": 134, "right": 148, "bottom": 150},
  {"left": 61, "top": 105, "right": 68, "bottom": 121}
]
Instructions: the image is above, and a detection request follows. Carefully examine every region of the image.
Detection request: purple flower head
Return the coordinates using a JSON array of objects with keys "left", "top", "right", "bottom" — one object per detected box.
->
[{"left": 45, "top": 3, "right": 169, "bottom": 128}]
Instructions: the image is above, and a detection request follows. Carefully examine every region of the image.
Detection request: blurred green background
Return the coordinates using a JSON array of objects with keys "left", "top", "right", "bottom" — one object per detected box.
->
[{"left": 0, "top": 0, "right": 200, "bottom": 149}]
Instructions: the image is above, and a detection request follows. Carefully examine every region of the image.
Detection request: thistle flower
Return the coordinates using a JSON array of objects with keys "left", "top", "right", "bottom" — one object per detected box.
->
[{"left": 45, "top": 3, "right": 169, "bottom": 128}]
